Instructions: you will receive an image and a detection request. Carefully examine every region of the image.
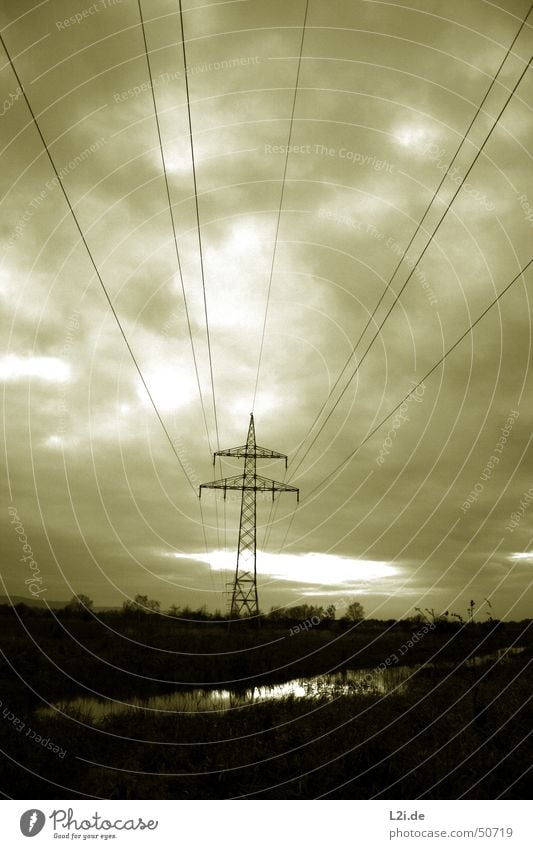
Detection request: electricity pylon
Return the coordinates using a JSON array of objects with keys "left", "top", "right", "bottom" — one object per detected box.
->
[{"left": 199, "top": 414, "right": 299, "bottom": 618}]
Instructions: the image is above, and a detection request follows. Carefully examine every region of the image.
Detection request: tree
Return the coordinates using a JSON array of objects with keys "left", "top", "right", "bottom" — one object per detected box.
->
[
  {"left": 65, "top": 594, "right": 94, "bottom": 615},
  {"left": 14, "top": 602, "right": 33, "bottom": 617},
  {"left": 267, "top": 606, "right": 287, "bottom": 622},
  {"left": 122, "top": 594, "right": 160, "bottom": 615},
  {"left": 287, "top": 604, "right": 324, "bottom": 622},
  {"left": 346, "top": 601, "right": 365, "bottom": 622}
]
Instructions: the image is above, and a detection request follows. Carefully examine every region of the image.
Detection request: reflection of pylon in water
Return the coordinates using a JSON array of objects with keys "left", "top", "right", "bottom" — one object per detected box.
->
[{"left": 200, "top": 414, "right": 299, "bottom": 618}]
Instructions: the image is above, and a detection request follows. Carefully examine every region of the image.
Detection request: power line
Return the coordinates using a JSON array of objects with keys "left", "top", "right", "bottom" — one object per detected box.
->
[
  {"left": 255, "top": 0, "right": 309, "bottom": 554},
  {"left": 177, "top": 0, "right": 228, "bottom": 557},
  {"left": 177, "top": 0, "right": 221, "bottom": 455},
  {"left": 303, "top": 256, "right": 533, "bottom": 501},
  {"left": 264, "top": 14, "right": 533, "bottom": 548},
  {"left": 252, "top": 0, "right": 310, "bottom": 410},
  {"left": 288, "top": 4, "right": 533, "bottom": 474},
  {"left": 288, "top": 50, "right": 533, "bottom": 482},
  {"left": 138, "top": 0, "right": 222, "bottom": 565},
  {"left": 137, "top": 0, "right": 216, "bottom": 461},
  {"left": 276, "top": 255, "right": 532, "bottom": 554},
  {"left": 0, "top": 31, "right": 199, "bottom": 496}
]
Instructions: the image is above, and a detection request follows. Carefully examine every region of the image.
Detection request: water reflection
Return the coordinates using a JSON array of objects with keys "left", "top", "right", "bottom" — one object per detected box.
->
[{"left": 39, "top": 646, "right": 524, "bottom": 725}]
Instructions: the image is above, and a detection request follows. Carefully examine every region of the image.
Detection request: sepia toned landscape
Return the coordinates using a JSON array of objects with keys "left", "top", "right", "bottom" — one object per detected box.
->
[{"left": 1, "top": 0, "right": 532, "bottom": 800}]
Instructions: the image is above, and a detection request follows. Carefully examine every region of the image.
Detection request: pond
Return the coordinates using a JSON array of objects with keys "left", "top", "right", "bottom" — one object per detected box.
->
[{"left": 38, "top": 645, "right": 524, "bottom": 725}]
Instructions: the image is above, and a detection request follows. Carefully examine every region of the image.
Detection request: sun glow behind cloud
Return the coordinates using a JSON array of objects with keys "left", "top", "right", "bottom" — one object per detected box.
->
[
  {"left": 393, "top": 124, "right": 435, "bottom": 153},
  {"left": 0, "top": 268, "right": 10, "bottom": 299},
  {"left": 137, "top": 364, "right": 195, "bottom": 412},
  {"left": 173, "top": 550, "right": 398, "bottom": 585},
  {"left": 162, "top": 151, "right": 191, "bottom": 174},
  {"left": 227, "top": 221, "right": 261, "bottom": 254}
]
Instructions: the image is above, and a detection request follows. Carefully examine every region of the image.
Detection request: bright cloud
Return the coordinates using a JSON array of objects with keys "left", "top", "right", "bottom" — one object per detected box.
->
[
  {"left": 0, "top": 355, "right": 70, "bottom": 383},
  {"left": 173, "top": 550, "right": 398, "bottom": 585}
]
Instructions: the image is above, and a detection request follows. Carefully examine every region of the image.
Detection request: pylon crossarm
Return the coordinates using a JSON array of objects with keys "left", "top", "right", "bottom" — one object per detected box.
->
[
  {"left": 199, "top": 474, "right": 244, "bottom": 498},
  {"left": 249, "top": 474, "right": 298, "bottom": 501},
  {"left": 213, "top": 445, "right": 247, "bottom": 461},
  {"left": 200, "top": 476, "right": 298, "bottom": 500},
  {"left": 215, "top": 445, "right": 287, "bottom": 465},
  {"left": 254, "top": 445, "right": 288, "bottom": 465}
]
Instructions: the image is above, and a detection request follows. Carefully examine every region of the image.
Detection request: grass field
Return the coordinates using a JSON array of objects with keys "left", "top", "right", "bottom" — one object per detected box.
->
[{"left": 0, "top": 607, "right": 530, "bottom": 798}]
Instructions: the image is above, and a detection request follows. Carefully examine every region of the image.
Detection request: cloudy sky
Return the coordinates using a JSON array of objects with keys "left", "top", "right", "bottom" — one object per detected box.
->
[{"left": 1, "top": 0, "right": 532, "bottom": 619}]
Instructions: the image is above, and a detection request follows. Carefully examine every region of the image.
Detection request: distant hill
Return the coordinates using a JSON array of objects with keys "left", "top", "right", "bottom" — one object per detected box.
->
[
  {"left": 0, "top": 595, "right": 118, "bottom": 611},
  {"left": 0, "top": 594, "right": 67, "bottom": 609}
]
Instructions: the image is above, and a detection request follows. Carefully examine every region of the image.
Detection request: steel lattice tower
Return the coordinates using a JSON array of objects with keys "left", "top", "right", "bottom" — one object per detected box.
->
[{"left": 199, "top": 414, "right": 299, "bottom": 618}]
